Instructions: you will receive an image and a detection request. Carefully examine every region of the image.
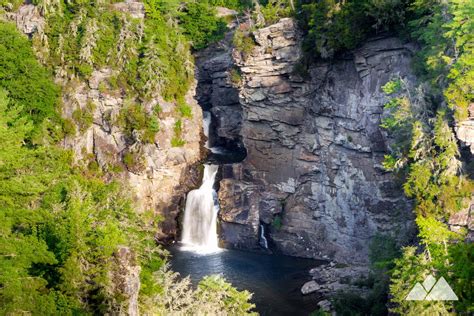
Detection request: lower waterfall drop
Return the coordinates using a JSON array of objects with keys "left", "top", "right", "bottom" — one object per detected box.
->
[{"left": 181, "top": 164, "right": 220, "bottom": 253}]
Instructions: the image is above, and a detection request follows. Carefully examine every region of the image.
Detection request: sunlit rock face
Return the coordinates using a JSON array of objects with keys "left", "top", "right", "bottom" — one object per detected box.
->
[
  {"left": 61, "top": 69, "right": 203, "bottom": 242},
  {"left": 456, "top": 103, "right": 474, "bottom": 155},
  {"left": 215, "top": 18, "right": 416, "bottom": 264},
  {"left": 11, "top": 3, "right": 203, "bottom": 243}
]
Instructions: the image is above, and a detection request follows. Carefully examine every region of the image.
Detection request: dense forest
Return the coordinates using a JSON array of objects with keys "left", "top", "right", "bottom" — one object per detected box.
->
[{"left": 0, "top": 0, "right": 472, "bottom": 315}]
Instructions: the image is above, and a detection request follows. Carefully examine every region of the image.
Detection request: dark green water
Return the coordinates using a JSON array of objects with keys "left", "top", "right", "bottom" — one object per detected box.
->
[{"left": 168, "top": 245, "right": 324, "bottom": 316}]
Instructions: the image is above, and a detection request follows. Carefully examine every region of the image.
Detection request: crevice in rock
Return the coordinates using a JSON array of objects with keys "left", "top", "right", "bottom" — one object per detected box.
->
[{"left": 194, "top": 31, "right": 247, "bottom": 165}]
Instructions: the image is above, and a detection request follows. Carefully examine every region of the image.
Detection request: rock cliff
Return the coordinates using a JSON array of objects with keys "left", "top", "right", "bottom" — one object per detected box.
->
[
  {"left": 8, "top": 3, "right": 203, "bottom": 243},
  {"left": 213, "top": 19, "right": 417, "bottom": 264}
]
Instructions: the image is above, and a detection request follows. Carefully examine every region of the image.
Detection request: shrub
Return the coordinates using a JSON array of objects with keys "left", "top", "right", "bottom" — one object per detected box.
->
[
  {"left": 171, "top": 137, "right": 186, "bottom": 147},
  {"left": 62, "top": 118, "right": 76, "bottom": 136},
  {"left": 171, "top": 119, "right": 185, "bottom": 147},
  {"left": 177, "top": 99, "right": 193, "bottom": 118},
  {"left": 117, "top": 103, "right": 159, "bottom": 144},
  {"left": 209, "top": 0, "right": 253, "bottom": 11},
  {"left": 71, "top": 102, "right": 95, "bottom": 132},
  {"left": 229, "top": 68, "right": 242, "bottom": 86},
  {"left": 297, "top": 0, "right": 409, "bottom": 58},
  {"left": 233, "top": 30, "right": 256, "bottom": 59},
  {"left": 260, "top": 0, "right": 293, "bottom": 25},
  {"left": 123, "top": 151, "right": 144, "bottom": 172},
  {"left": 0, "top": 22, "right": 61, "bottom": 129},
  {"left": 179, "top": 1, "right": 228, "bottom": 50}
]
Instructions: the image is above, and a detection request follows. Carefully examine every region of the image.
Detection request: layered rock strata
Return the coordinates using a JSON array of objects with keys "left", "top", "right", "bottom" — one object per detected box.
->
[{"left": 216, "top": 19, "right": 417, "bottom": 264}]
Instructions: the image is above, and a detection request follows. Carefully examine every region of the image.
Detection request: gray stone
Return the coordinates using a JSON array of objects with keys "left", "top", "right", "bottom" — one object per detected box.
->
[
  {"left": 215, "top": 19, "right": 416, "bottom": 264},
  {"left": 317, "top": 299, "right": 332, "bottom": 312},
  {"left": 301, "top": 280, "right": 320, "bottom": 295}
]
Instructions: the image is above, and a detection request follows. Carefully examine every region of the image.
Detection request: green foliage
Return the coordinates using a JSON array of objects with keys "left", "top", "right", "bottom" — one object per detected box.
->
[
  {"left": 123, "top": 150, "right": 145, "bottom": 172},
  {"left": 229, "top": 67, "right": 242, "bottom": 86},
  {"left": 271, "top": 215, "right": 282, "bottom": 229},
  {"left": 146, "top": 265, "right": 257, "bottom": 314},
  {"left": 409, "top": 0, "right": 474, "bottom": 121},
  {"left": 171, "top": 119, "right": 186, "bottom": 147},
  {"left": 389, "top": 246, "right": 452, "bottom": 315},
  {"left": 260, "top": 0, "right": 294, "bottom": 25},
  {"left": 72, "top": 101, "right": 95, "bottom": 132},
  {"left": 0, "top": 2, "right": 257, "bottom": 314},
  {"left": 0, "top": 22, "right": 61, "bottom": 134},
  {"left": 0, "top": 89, "right": 135, "bottom": 313},
  {"left": 297, "top": 0, "right": 409, "bottom": 58},
  {"left": 30, "top": 0, "right": 195, "bottom": 103},
  {"left": 389, "top": 233, "right": 473, "bottom": 314},
  {"left": 177, "top": 98, "right": 193, "bottom": 118},
  {"left": 381, "top": 80, "right": 472, "bottom": 219},
  {"left": 0, "top": 75, "right": 253, "bottom": 315},
  {"left": 179, "top": 1, "right": 228, "bottom": 50},
  {"left": 196, "top": 275, "right": 257, "bottom": 314},
  {"left": 209, "top": 0, "right": 253, "bottom": 10},
  {"left": 0, "top": 0, "right": 24, "bottom": 10},
  {"left": 333, "top": 234, "right": 400, "bottom": 316},
  {"left": 233, "top": 29, "right": 256, "bottom": 59},
  {"left": 381, "top": 79, "right": 402, "bottom": 95},
  {"left": 298, "top": 0, "right": 370, "bottom": 58},
  {"left": 309, "top": 310, "right": 331, "bottom": 316},
  {"left": 364, "top": 0, "right": 409, "bottom": 31},
  {"left": 380, "top": 4, "right": 474, "bottom": 310},
  {"left": 369, "top": 234, "right": 401, "bottom": 272},
  {"left": 117, "top": 102, "right": 160, "bottom": 144}
]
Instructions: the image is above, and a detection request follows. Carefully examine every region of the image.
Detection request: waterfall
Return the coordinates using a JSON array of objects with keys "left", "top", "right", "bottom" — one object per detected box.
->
[
  {"left": 203, "top": 111, "right": 211, "bottom": 148},
  {"left": 259, "top": 224, "right": 268, "bottom": 249},
  {"left": 181, "top": 164, "right": 220, "bottom": 253}
]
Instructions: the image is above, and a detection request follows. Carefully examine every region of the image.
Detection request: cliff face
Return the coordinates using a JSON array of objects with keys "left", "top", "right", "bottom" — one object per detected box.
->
[
  {"left": 9, "top": 4, "right": 203, "bottom": 242},
  {"left": 215, "top": 19, "right": 417, "bottom": 264},
  {"left": 62, "top": 70, "right": 203, "bottom": 241}
]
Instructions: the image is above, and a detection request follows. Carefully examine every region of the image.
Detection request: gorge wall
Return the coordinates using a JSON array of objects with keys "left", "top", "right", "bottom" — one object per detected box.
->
[
  {"left": 9, "top": 3, "right": 204, "bottom": 243},
  {"left": 202, "top": 18, "right": 417, "bottom": 265}
]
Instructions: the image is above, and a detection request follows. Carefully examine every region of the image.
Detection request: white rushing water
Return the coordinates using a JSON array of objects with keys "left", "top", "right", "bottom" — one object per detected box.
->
[
  {"left": 203, "top": 111, "right": 211, "bottom": 148},
  {"left": 181, "top": 164, "right": 220, "bottom": 254},
  {"left": 259, "top": 224, "right": 268, "bottom": 249},
  {"left": 203, "top": 110, "right": 229, "bottom": 155}
]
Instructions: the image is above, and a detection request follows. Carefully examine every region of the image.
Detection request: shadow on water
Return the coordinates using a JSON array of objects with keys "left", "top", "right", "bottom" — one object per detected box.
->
[{"left": 167, "top": 245, "right": 324, "bottom": 316}]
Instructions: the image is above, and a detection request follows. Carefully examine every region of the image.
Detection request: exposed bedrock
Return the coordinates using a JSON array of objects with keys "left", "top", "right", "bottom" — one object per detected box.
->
[
  {"left": 195, "top": 31, "right": 246, "bottom": 162},
  {"left": 214, "top": 18, "right": 417, "bottom": 264},
  {"left": 9, "top": 3, "right": 204, "bottom": 244}
]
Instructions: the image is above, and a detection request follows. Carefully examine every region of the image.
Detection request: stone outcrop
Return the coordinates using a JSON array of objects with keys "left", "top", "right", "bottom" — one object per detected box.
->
[
  {"left": 301, "top": 280, "right": 320, "bottom": 295},
  {"left": 6, "top": 4, "right": 44, "bottom": 36},
  {"left": 307, "top": 263, "right": 371, "bottom": 298},
  {"left": 62, "top": 69, "right": 203, "bottom": 241},
  {"left": 195, "top": 31, "right": 243, "bottom": 150},
  {"left": 215, "top": 18, "right": 416, "bottom": 264},
  {"left": 110, "top": 247, "right": 141, "bottom": 316},
  {"left": 11, "top": 3, "right": 203, "bottom": 242},
  {"left": 455, "top": 103, "right": 474, "bottom": 155},
  {"left": 112, "top": 0, "right": 145, "bottom": 19},
  {"left": 448, "top": 198, "right": 474, "bottom": 241}
]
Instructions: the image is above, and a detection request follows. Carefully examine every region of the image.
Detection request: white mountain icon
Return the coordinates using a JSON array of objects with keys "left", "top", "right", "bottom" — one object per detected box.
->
[{"left": 406, "top": 275, "right": 458, "bottom": 301}]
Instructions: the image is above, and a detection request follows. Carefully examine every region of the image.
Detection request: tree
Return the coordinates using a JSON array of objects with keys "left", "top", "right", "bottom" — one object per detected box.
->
[{"left": 179, "top": 1, "right": 227, "bottom": 50}]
